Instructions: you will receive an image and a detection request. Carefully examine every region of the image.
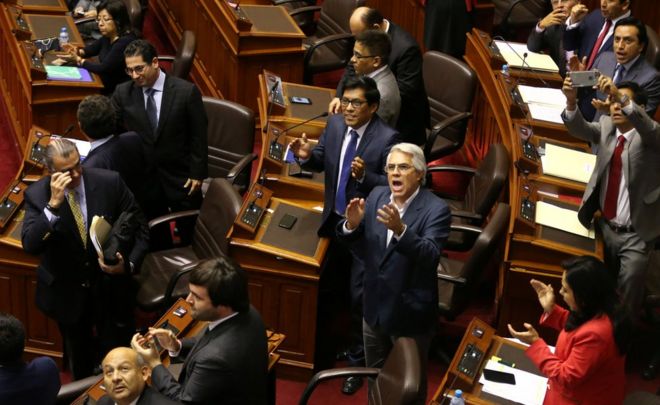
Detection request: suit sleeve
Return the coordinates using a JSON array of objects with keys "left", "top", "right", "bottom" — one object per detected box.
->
[
  {"left": 627, "top": 101, "right": 660, "bottom": 148},
  {"left": 394, "top": 45, "right": 425, "bottom": 104},
  {"left": 186, "top": 84, "right": 208, "bottom": 180},
  {"left": 82, "top": 37, "right": 130, "bottom": 75},
  {"left": 110, "top": 88, "right": 127, "bottom": 133},
  {"left": 114, "top": 174, "right": 149, "bottom": 270},
  {"left": 538, "top": 304, "right": 570, "bottom": 331},
  {"left": 527, "top": 27, "right": 545, "bottom": 53},
  {"left": 358, "top": 132, "right": 398, "bottom": 192},
  {"left": 21, "top": 184, "right": 54, "bottom": 255},
  {"left": 562, "top": 108, "right": 602, "bottom": 144},
  {"left": 394, "top": 196, "right": 451, "bottom": 265},
  {"left": 642, "top": 73, "right": 660, "bottom": 119},
  {"left": 563, "top": 22, "right": 582, "bottom": 53}
]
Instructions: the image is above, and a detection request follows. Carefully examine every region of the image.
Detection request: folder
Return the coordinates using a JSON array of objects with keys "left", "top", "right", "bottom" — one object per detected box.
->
[
  {"left": 535, "top": 201, "right": 595, "bottom": 239},
  {"left": 541, "top": 143, "right": 596, "bottom": 184},
  {"left": 90, "top": 215, "right": 112, "bottom": 259},
  {"left": 493, "top": 40, "right": 559, "bottom": 73}
]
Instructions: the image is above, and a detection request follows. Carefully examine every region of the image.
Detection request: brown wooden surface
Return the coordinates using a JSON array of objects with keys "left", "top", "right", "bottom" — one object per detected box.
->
[
  {"left": 3, "top": 0, "right": 67, "bottom": 15},
  {"left": 149, "top": 0, "right": 305, "bottom": 114}
]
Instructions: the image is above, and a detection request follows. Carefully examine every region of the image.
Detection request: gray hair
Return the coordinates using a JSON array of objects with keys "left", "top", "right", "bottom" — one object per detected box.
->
[
  {"left": 45, "top": 138, "right": 79, "bottom": 172},
  {"left": 387, "top": 142, "right": 427, "bottom": 185}
]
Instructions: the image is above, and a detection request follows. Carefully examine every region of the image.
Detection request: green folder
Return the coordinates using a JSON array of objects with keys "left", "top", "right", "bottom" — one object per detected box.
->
[{"left": 45, "top": 66, "right": 82, "bottom": 80}]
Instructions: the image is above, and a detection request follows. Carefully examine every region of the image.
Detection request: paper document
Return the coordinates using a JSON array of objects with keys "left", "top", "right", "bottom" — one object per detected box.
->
[
  {"left": 536, "top": 201, "right": 595, "bottom": 239},
  {"left": 479, "top": 360, "right": 548, "bottom": 405},
  {"left": 541, "top": 143, "right": 596, "bottom": 183},
  {"left": 90, "top": 215, "right": 112, "bottom": 259},
  {"left": 527, "top": 103, "right": 564, "bottom": 124},
  {"left": 493, "top": 40, "right": 559, "bottom": 73},
  {"left": 517, "top": 86, "right": 566, "bottom": 107}
]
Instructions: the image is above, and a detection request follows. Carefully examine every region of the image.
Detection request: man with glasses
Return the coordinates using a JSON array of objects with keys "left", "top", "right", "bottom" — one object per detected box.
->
[
  {"left": 289, "top": 76, "right": 398, "bottom": 395},
  {"left": 21, "top": 139, "right": 148, "bottom": 379},
  {"left": 112, "top": 39, "right": 207, "bottom": 219},
  {"left": 339, "top": 143, "right": 450, "bottom": 405}
]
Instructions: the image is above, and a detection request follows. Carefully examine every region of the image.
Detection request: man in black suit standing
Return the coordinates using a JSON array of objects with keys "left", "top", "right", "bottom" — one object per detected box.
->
[
  {"left": 78, "top": 94, "right": 146, "bottom": 203},
  {"left": 132, "top": 257, "right": 268, "bottom": 405},
  {"left": 22, "top": 139, "right": 149, "bottom": 379},
  {"left": 112, "top": 39, "right": 208, "bottom": 219},
  {"left": 329, "top": 7, "right": 429, "bottom": 146}
]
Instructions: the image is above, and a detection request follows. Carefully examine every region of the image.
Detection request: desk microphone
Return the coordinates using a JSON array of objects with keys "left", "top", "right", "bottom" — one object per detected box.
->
[
  {"left": 262, "top": 79, "right": 281, "bottom": 134},
  {"left": 269, "top": 111, "right": 328, "bottom": 161},
  {"left": 492, "top": 36, "right": 550, "bottom": 88}
]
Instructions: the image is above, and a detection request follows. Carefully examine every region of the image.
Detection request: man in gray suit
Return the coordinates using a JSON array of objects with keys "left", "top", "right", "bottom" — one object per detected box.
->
[{"left": 562, "top": 74, "right": 660, "bottom": 318}]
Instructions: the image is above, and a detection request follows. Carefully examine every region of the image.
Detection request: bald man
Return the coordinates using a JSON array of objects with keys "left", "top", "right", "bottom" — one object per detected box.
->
[{"left": 98, "top": 347, "right": 178, "bottom": 405}]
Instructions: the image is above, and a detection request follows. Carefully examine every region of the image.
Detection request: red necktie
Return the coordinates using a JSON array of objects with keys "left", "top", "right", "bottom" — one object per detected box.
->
[
  {"left": 602, "top": 135, "right": 626, "bottom": 220},
  {"left": 586, "top": 19, "right": 612, "bottom": 69},
  {"left": 465, "top": 0, "right": 474, "bottom": 12}
]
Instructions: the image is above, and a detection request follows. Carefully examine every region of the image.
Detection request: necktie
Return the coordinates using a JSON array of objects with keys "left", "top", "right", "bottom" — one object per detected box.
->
[
  {"left": 335, "top": 130, "right": 359, "bottom": 215},
  {"left": 66, "top": 190, "right": 87, "bottom": 248},
  {"left": 145, "top": 87, "right": 158, "bottom": 134},
  {"left": 613, "top": 64, "right": 625, "bottom": 84},
  {"left": 602, "top": 135, "right": 626, "bottom": 220},
  {"left": 586, "top": 19, "right": 612, "bottom": 69}
]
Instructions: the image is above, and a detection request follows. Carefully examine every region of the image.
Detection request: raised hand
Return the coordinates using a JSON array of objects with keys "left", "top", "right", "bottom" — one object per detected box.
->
[
  {"left": 351, "top": 156, "right": 365, "bottom": 180},
  {"left": 507, "top": 323, "right": 540, "bottom": 345},
  {"left": 288, "top": 133, "right": 312, "bottom": 160},
  {"left": 539, "top": 8, "right": 567, "bottom": 29},
  {"left": 562, "top": 76, "right": 578, "bottom": 109},
  {"left": 568, "top": 55, "right": 586, "bottom": 72},
  {"left": 569, "top": 4, "right": 588, "bottom": 24},
  {"left": 49, "top": 172, "right": 72, "bottom": 209},
  {"left": 345, "top": 198, "right": 365, "bottom": 230},
  {"left": 328, "top": 97, "right": 342, "bottom": 114},
  {"left": 530, "top": 279, "right": 555, "bottom": 314},
  {"left": 130, "top": 332, "right": 161, "bottom": 367},
  {"left": 376, "top": 203, "right": 405, "bottom": 236},
  {"left": 145, "top": 327, "right": 181, "bottom": 352}
]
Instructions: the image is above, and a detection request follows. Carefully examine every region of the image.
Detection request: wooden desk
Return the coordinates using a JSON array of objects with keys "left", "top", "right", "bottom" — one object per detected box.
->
[
  {"left": 72, "top": 298, "right": 286, "bottom": 404},
  {"left": 0, "top": 6, "right": 102, "bottom": 151},
  {"left": 150, "top": 0, "right": 305, "bottom": 113},
  {"left": 2, "top": 0, "right": 68, "bottom": 15}
]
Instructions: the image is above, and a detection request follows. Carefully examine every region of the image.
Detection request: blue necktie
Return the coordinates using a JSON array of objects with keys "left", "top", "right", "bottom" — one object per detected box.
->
[
  {"left": 335, "top": 129, "right": 359, "bottom": 215},
  {"left": 613, "top": 64, "right": 625, "bottom": 85},
  {"left": 145, "top": 87, "right": 158, "bottom": 134}
]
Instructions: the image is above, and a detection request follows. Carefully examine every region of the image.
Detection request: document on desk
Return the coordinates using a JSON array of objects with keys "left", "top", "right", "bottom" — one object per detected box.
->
[
  {"left": 536, "top": 201, "right": 596, "bottom": 239},
  {"left": 517, "top": 85, "right": 566, "bottom": 124},
  {"left": 493, "top": 40, "right": 559, "bottom": 73},
  {"left": 541, "top": 143, "right": 596, "bottom": 183},
  {"left": 527, "top": 103, "right": 564, "bottom": 124},
  {"left": 479, "top": 360, "right": 547, "bottom": 405}
]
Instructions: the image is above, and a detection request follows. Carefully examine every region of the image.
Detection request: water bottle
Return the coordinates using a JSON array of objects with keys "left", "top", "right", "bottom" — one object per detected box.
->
[
  {"left": 59, "top": 27, "right": 69, "bottom": 45},
  {"left": 450, "top": 389, "right": 465, "bottom": 405},
  {"left": 501, "top": 64, "right": 510, "bottom": 78}
]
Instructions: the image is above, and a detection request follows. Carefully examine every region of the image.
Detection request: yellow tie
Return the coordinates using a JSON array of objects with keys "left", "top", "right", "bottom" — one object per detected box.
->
[{"left": 66, "top": 190, "right": 87, "bottom": 248}]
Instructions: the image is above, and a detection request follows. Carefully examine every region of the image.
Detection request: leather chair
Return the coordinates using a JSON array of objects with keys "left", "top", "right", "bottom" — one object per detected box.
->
[
  {"left": 645, "top": 25, "right": 660, "bottom": 71},
  {"left": 202, "top": 97, "right": 257, "bottom": 195},
  {"left": 428, "top": 144, "right": 510, "bottom": 251},
  {"left": 422, "top": 51, "right": 477, "bottom": 162},
  {"left": 56, "top": 375, "right": 99, "bottom": 405},
  {"left": 290, "top": 0, "right": 366, "bottom": 84},
  {"left": 158, "top": 30, "right": 196, "bottom": 80},
  {"left": 493, "top": 0, "right": 549, "bottom": 40},
  {"left": 437, "top": 203, "right": 510, "bottom": 321},
  {"left": 75, "top": 0, "right": 144, "bottom": 41},
  {"left": 272, "top": 0, "right": 316, "bottom": 34},
  {"left": 134, "top": 178, "right": 242, "bottom": 312},
  {"left": 299, "top": 337, "right": 421, "bottom": 405}
]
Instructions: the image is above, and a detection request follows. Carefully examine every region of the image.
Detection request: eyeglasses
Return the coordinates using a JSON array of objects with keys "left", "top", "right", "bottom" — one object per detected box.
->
[
  {"left": 384, "top": 163, "right": 414, "bottom": 173},
  {"left": 125, "top": 64, "right": 147, "bottom": 75},
  {"left": 96, "top": 17, "right": 114, "bottom": 24},
  {"left": 340, "top": 98, "right": 367, "bottom": 108},
  {"left": 352, "top": 51, "right": 376, "bottom": 59}
]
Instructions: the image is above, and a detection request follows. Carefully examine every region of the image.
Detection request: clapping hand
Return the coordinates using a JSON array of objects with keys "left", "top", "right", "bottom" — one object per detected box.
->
[
  {"left": 507, "top": 323, "right": 540, "bottom": 345},
  {"left": 377, "top": 203, "right": 405, "bottom": 236},
  {"left": 345, "top": 198, "right": 365, "bottom": 230},
  {"left": 288, "top": 133, "right": 312, "bottom": 160},
  {"left": 131, "top": 332, "right": 161, "bottom": 368},
  {"left": 530, "top": 279, "right": 555, "bottom": 314}
]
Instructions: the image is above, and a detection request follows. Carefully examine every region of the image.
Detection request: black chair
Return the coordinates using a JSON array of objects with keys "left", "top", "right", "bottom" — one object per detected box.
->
[
  {"left": 56, "top": 375, "right": 99, "bottom": 405},
  {"left": 290, "top": 0, "right": 366, "bottom": 84},
  {"left": 158, "top": 30, "right": 196, "bottom": 80},
  {"left": 299, "top": 337, "right": 421, "bottom": 405},
  {"left": 134, "top": 178, "right": 242, "bottom": 312},
  {"left": 272, "top": 0, "right": 317, "bottom": 34},
  {"left": 422, "top": 51, "right": 477, "bottom": 163},
  {"left": 493, "top": 0, "right": 550, "bottom": 41}
]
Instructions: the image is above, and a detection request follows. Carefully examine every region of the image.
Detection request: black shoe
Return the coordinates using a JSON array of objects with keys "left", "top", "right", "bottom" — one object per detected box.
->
[
  {"left": 336, "top": 349, "right": 350, "bottom": 362},
  {"left": 341, "top": 376, "right": 363, "bottom": 395}
]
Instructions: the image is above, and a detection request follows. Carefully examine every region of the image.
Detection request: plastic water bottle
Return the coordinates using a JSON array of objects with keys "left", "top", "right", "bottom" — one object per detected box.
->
[
  {"left": 59, "top": 27, "right": 69, "bottom": 45},
  {"left": 501, "top": 64, "right": 510, "bottom": 78},
  {"left": 450, "top": 389, "right": 465, "bottom": 405}
]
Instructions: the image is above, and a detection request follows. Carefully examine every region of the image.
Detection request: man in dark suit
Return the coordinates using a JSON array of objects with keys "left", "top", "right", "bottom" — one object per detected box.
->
[
  {"left": 132, "top": 257, "right": 268, "bottom": 405},
  {"left": 291, "top": 76, "right": 398, "bottom": 394},
  {"left": 527, "top": 0, "right": 580, "bottom": 76},
  {"left": 22, "top": 139, "right": 149, "bottom": 379},
  {"left": 97, "top": 347, "right": 178, "bottom": 405},
  {"left": 562, "top": 75, "right": 660, "bottom": 319},
  {"left": 329, "top": 7, "right": 429, "bottom": 146},
  {"left": 0, "top": 313, "right": 60, "bottom": 404},
  {"left": 78, "top": 94, "right": 146, "bottom": 202},
  {"left": 112, "top": 39, "right": 208, "bottom": 219},
  {"left": 340, "top": 143, "right": 451, "bottom": 405}
]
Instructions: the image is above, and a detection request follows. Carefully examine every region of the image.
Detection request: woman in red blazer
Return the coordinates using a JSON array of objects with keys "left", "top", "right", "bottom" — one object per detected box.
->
[{"left": 508, "top": 256, "right": 631, "bottom": 405}]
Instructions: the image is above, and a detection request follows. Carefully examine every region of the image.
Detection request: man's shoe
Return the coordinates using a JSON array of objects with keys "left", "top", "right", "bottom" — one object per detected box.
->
[
  {"left": 341, "top": 376, "right": 363, "bottom": 395},
  {"left": 335, "top": 349, "right": 350, "bottom": 362}
]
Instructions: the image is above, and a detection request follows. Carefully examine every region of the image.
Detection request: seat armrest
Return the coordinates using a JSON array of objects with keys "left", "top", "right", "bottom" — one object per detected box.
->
[
  {"left": 158, "top": 55, "right": 175, "bottom": 63},
  {"left": 424, "top": 112, "right": 472, "bottom": 160},
  {"left": 288, "top": 4, "right": 321, "bottom": 17},
  {"left": 449, "top": 223, "right": 483, "bottom": 235},
  {"left": 427, "top": 164, "right": 477, "bottom": 175},
  {"left": 226, "top": 153, "right": 258, "bottom": 184},
  {"left": 450, "top": 210, "right": 483, "bottom": 221},
  {"left": 299, "top": 367, "right": 380, "bottom": 404},
  {"left": 148, "top": 210, "right": 200, "bottom": 229},
  {"left": 163, "top": 259, "right": 205, "bottom": 303},
  {"left": 57, "top": 375, "right": 100, "bottom": 404}
]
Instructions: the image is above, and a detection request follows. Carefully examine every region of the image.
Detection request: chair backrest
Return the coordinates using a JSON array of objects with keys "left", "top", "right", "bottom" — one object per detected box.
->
[
  {"left": 123, "top": 0, "right": 144, "bottom": 37},
  {"left": 423, "top": 51, "right": 477, "bottom": 142},
  {"left": 369, "top": 337, "right": 421, "bottom": 405},
  {"left": 203, "top": 97, "right": 255, "bottom": 187},
  {"left": 645, "top": 25, "right": 660, "bottom": 71},
  {"left": 191, "top": 178, "right": 242, "bottom": 258},
  {"left": 464, "top": 144, "right": 510, "bottom": 218},
  {"left": 171, "top": 30, "right": 196, "bottom": 80},
  {"left": 493, "top": 0, "right": 549, "bottom": 30},
  {"left": 316, "top": 0, "right": 365, "bottom": 55}
]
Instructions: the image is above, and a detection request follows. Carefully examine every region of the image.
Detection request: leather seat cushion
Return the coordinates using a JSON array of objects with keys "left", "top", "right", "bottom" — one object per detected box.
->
[{"left": 136, "top": 247, "right": 198, "bottom": 311}]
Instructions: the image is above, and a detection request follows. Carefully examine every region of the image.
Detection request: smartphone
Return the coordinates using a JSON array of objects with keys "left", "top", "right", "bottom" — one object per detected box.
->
[
  {"left": 569, "top": 70, "right": 601, "bottom": 87},
  {"left": 290, "top": 96, "right": 312, "bottom": 104},
  {"left": 483, "top": 368, "right": 517, "bottom": 385}
]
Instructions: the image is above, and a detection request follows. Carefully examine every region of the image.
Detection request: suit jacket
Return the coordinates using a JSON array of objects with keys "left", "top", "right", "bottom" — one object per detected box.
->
[
  {"left": 111, "top": 74, "right": 208, "bottom": 203},
  {"left": 302, "top": 114, "right": 399, "bottom": 236},
  {"left": 0, "top": 357, "right": 61, "bottom": 405},
  {"left": 562, "top": 104, "right": 660, "bottom": 242},
  {"left": 150, "top": 307, "right": 268, "bottom": 405},
  {"left": 97, "top": 386, "right": 180, "bottom": 405},
  {"left": 82, "top": 132, "right": 147, "bottom": 199},
  {"left": 526, "top": 305, "right": 625, "bottom": 405},
  {"left": 563, "top": 10, "right": 612, "bottom": 63},
  {"left": 21, "top": 168, "right": 149, "bottom": 323},
  {"left": 337, "top": 23, "right": 429, "bottom": 145},
  {"left": 372, "top": 66, "right": 401, "bottom": 128},
  {"left": 527, "top": 23, "right": 567, "bottom": 76},
  {"left": 338, "top": 186, "right": 451, "bottom": 335}
]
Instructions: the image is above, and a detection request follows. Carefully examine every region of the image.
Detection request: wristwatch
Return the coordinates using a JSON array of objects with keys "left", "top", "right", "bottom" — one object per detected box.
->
[{"left": 46, "top": 203, "right": 60, "bottom": 213}]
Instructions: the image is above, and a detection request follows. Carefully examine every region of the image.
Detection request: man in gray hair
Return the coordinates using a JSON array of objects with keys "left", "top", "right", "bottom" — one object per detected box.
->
[{"left": 339, "top": 143, "right": 450, "bottom": 405}]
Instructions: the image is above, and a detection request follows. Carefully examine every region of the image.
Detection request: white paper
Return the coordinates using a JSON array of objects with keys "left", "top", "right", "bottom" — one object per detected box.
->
[
  {"left": 479, "top": 360, "right": 548, "bottom": 405},
  {"left": 541, "top": 143, "right": 596, "bottom": 184},
  {"left": 494, "top": 40, "right": 559, "bottom": 73},
  {"left": 536, "top": 201, "right": 596, "bottom": 239},
  {"left": 527, "top": 103, "right": 564, "bottom": 124},
  {"left": 517, "top": 85, "right": 567, "bottom": 107}
]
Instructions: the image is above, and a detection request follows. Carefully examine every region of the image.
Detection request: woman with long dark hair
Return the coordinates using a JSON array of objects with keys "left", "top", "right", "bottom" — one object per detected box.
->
[
  {"left": 63, "top": 0, "right": 137, "bottom": 94},
  {"left": 508, "top": 255, "right": 631, "bottom": 405}
]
